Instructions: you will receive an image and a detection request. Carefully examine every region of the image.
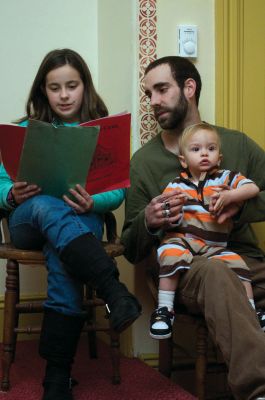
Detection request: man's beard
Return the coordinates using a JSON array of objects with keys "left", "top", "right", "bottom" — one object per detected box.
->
[{"left": 155, "top": 92, "right": 188, "bottom": 130}]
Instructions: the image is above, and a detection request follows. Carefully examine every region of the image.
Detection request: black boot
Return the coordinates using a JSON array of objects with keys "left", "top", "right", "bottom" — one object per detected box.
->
[
  {"left": 60, "top": 233, "right": 142, "bottom": 333},
  {"left": 39, "top": 308, "right": 85, "bottom": 400}
]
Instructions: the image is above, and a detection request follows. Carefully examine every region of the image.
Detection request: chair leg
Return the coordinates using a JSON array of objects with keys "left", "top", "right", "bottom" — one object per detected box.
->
[
  {"left": 195, "top": 322, "right": 208, "bottom": 400},
  {"left": 12, "top": 262, "right": 20, "bottom": 363},
  {"left": 159, "top": 337, "right": 173, "bottom": 377},
  {"left": 109, "top": 328, "right": 120, "bottom": 384},
  {"left": 87, "top": 328, "right": 97, "bottom": 358},
  {"left": 85, "top": 284, "right": 120, "bottom": 384},
  {"left": 1, "top": 259, "right": 19, "bottom": 391},
  {"left": 85, "top": 285, "right": 98, "bottom": 359}
]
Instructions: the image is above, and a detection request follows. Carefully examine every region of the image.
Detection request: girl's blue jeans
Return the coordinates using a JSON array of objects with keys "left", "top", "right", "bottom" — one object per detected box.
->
[{"left": 9, "top": 195, "right": 104, "bottom": 316}]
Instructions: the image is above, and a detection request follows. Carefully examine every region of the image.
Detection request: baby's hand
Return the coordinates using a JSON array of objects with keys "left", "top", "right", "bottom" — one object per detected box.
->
[
  {"left": 215, "top": 203, "right": 242, "bottom": 224},
  {"left": 209, "top": 184, "right": 230, "bottom": 215}
]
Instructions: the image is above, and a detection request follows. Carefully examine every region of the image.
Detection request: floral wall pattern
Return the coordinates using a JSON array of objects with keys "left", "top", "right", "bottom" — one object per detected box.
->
[{"left": 138, "top": 0, "right": 159, "bottom": 145}]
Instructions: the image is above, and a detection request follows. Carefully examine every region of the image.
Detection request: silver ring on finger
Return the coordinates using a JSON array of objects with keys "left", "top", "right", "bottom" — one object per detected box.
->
[
  {"left": 165, "top": 201, "right": 170, "bottom": 210},
  {"left": 162, "top": 201, "right": 170, "bottom": 210},
  {"left": 162, "top": 209, "right": 171, "bottom": 218}
]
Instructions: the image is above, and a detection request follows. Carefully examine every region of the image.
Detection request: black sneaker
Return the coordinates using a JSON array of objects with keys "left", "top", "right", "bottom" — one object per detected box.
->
[
  {"left": 257, "top": 309, "right": 265, "bottom": 331},
  {"left": 150, "top": 307, "right": 175, "bottom": 339}
]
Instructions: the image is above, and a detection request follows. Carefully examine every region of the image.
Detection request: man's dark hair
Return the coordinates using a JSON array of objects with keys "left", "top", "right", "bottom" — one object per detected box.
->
[{"left": 145, "top": 56, "right": 202, "bottom": 105}]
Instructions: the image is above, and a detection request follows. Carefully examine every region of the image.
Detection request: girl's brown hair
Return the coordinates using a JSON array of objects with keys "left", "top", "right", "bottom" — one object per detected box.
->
[{"left": 18, "top": 48, "right": 108, "bottom": 123}]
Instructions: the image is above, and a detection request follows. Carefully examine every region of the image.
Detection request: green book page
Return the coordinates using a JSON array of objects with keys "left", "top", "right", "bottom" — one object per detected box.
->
[{"left": 17, "top": 120, "right": 100, "bottom": 198}]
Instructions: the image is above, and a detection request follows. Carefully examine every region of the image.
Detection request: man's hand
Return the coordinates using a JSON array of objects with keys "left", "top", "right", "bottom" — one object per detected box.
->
[
  {"left": 12, "top": 182, "right": 41, "bottom": 204},
  {"left": 145, "top": 189, "right": 187, "bottom": 230},
  {"left": 63, "top": 184, "right": 93, "bottom": 214}
]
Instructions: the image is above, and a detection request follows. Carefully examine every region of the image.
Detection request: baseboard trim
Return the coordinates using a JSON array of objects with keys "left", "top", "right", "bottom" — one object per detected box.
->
[{"left": 139, "top": 353, "right": 158, "bottom": 368}]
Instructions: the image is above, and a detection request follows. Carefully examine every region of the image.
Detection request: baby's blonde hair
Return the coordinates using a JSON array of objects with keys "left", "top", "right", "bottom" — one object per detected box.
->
[{"left": 179, "top": 123, "right": 221, "bottom": 155}]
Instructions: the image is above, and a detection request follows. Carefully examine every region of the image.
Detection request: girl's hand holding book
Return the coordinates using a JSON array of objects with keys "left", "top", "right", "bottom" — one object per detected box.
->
[
  {"left": 63, "top": 184, "right": 94, "bottom": 214},
  {"left": 11, "top": 181, "right": 41, "bottom": 205}
]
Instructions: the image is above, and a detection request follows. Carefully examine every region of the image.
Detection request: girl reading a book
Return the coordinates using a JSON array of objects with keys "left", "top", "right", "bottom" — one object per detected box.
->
[{"left": 0, "top": 48, "right": 141, "bottom": 400}]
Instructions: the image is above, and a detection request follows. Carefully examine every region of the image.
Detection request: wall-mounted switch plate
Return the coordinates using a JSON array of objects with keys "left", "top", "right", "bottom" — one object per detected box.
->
[{"left": 178, "top": 25, "right": 197, "bottom": 58}]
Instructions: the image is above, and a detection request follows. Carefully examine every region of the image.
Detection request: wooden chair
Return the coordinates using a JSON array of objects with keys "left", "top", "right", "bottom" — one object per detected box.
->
[
  {"left": 145, "top": 263, "right": 228, "bottom": 400},
  {"left": 0, "top": 211, "right": 124, "bottom": 391}
]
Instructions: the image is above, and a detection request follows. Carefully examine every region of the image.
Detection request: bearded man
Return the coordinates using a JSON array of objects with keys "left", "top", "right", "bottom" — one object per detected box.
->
[{"left": 121, "top": 56, "right": 265, "bottom": 400}]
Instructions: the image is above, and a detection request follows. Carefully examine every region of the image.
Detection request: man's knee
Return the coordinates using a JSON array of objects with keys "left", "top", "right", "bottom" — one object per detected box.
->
[
  {"left": 204, "top": 259, "right": 237, "bottom": 281},
  {"left": 180, "top": 256, "right": 244, "bottom": 292}
]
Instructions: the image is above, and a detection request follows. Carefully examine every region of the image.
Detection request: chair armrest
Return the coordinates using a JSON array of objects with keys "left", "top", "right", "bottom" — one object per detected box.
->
[
  {"left": 104, "top": 211, "right": 120, "bottom": 245},
  {"left": 0, "top": 209, "right": 10, "bottom": 244},
  {"left": 0, "top": 209, "right": 10, "bottom": 220}
]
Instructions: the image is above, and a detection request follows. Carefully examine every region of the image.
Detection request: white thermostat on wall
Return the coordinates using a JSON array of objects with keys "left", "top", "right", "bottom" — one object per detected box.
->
[{"left": 178, "top": 25, "right": 197, "bottom": 58}]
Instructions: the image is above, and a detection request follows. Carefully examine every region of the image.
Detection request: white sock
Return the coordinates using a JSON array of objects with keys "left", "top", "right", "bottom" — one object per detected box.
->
[
  {"left": 158, "top": 290, "right": 175, "bottom": 311},
  {"left": 249, "top": 298, "right": 256, "bottom": 310}
]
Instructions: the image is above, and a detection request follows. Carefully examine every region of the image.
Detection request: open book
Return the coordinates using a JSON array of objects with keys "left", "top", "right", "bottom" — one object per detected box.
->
[{"left": 0, "top": 113, "right": 131, "bottom": 197}]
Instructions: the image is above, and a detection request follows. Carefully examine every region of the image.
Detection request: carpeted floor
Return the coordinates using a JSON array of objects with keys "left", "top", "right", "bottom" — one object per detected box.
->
[{"left": 0, "top": 337, "right": 196, "bottom": 400}]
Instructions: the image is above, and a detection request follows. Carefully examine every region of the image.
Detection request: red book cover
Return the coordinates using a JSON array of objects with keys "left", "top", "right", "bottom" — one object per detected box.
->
[
  {"left": 0, "top": 124, "right": 26, "bottom": 181},
  {"left": 81, "top": 112, "right": 131, "bottom": 194},
  {"left": 0, "top": 113, "right": 131, "bottom": 195}
]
